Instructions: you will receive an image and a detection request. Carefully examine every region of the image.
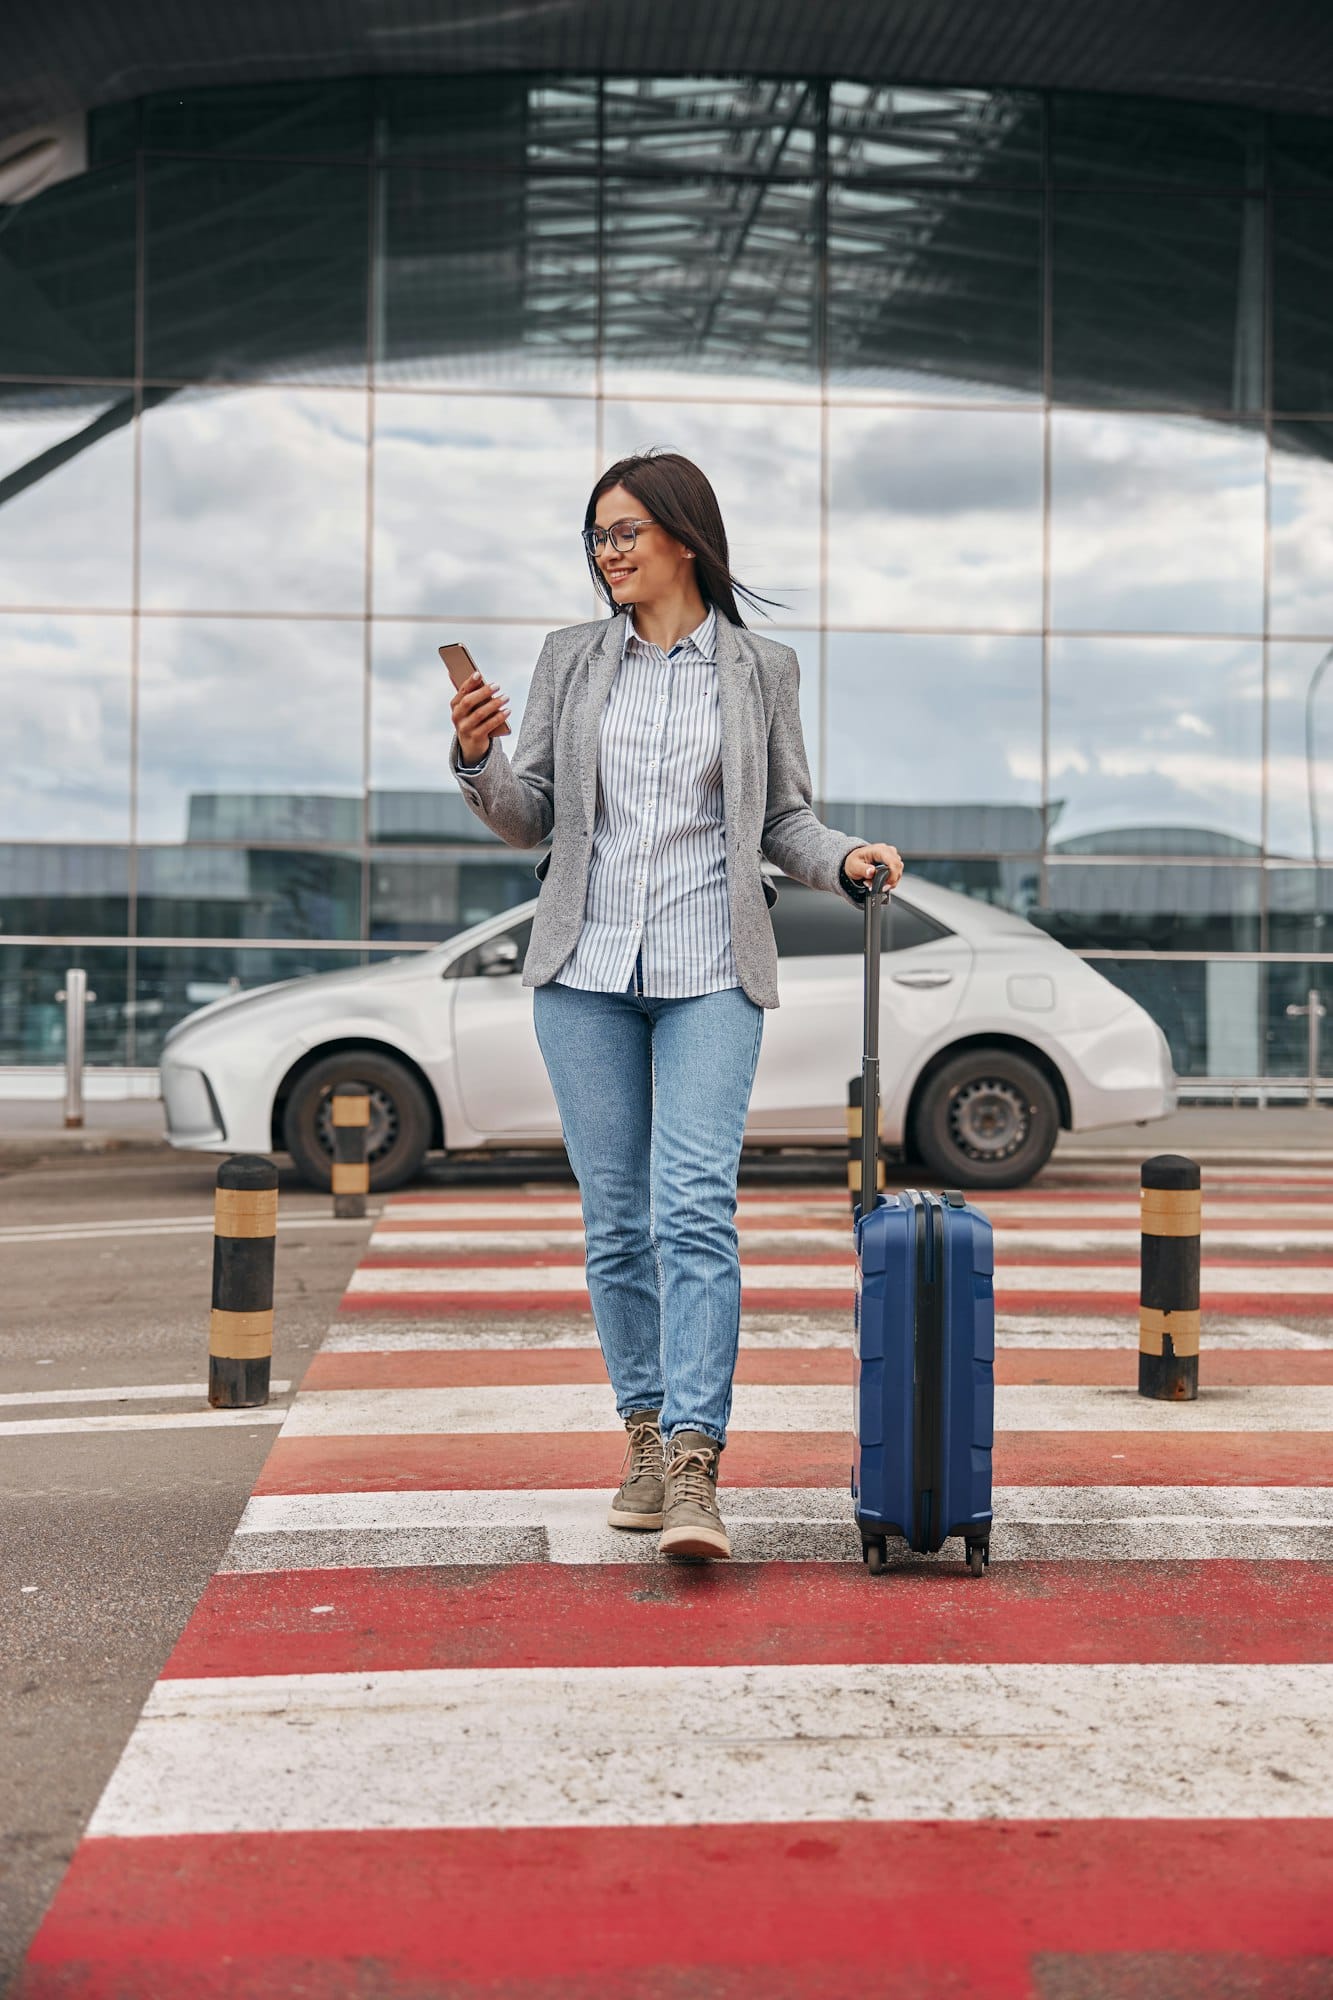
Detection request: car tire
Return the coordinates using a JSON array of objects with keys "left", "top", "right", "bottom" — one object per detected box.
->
[
  {"left": 911, "top": 1048, "right": 1059, "bottom": 1189},
  {"left": 282, "top": 1051, "right": 433, "bottom": 1193}
]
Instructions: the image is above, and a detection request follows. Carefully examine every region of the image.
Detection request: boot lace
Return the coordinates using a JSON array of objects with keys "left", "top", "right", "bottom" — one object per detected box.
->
[
  {"left": 667, "top": 1445, "right": 719, "bottom": 1513},
  {"left": 620, "top": 1415, "right": 663, "bottom": 1488}
]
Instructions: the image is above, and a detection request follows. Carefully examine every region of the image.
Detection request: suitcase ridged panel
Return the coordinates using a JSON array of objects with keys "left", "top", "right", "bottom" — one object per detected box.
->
[{"left": 852, "top": 1192, "right": 995, "bottom": 1554}]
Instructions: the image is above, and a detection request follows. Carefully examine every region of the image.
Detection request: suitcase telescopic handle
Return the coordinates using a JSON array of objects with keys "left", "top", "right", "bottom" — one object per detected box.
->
[{"left": 860, "top": 863, "right": 893, "bottom": 1216}]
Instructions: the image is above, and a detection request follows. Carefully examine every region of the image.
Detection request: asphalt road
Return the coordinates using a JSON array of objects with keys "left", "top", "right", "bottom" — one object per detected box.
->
[{"left": 0, "top": 1149, "right": 377, "bottom": 1994}]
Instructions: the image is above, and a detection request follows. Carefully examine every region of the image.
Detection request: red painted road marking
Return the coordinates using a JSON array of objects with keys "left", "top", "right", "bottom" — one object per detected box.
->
[
  {"left": 303, "top": 1347, "right": 1333, "bottom": 1391},
  {"left": 338, "top": 1287, "right": 1333, "bottom": 1316},
  {"left": 163, "top": 1561, "right": 1333, "bottom": 1679},
  {"left": 18, "top": 1821, "right": 1333, "bottom": 2000},
  {"left": 354, "top": 1249, "right": 1333, "bottom": 1270},
  {"left": 254, "top": 1430, "right": 1333, "bottom": 1496}
]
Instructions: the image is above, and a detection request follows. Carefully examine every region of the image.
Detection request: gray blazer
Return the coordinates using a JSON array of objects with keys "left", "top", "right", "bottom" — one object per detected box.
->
[{"left": 449, "top": 612, "right": 866, "bottom": 1009}]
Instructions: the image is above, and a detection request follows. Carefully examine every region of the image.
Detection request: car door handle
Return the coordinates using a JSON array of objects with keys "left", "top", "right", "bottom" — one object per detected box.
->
[{"left": 891, "top": 969, "right": 954, "bottom": 988}]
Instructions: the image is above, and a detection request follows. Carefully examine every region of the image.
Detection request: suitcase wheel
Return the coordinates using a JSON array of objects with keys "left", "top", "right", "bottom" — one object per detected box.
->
[
  {"left": 864, "top": 1538, "right": 887, "bottom": 1575},
  {"left": 966, "top": 1538, "right": 990, "bottom": 1579}
]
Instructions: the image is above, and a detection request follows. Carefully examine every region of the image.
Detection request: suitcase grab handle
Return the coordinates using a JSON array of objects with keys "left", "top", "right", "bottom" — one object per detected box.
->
[{"left": 859, "top": 863, "right": 893, "bottom": 1218}]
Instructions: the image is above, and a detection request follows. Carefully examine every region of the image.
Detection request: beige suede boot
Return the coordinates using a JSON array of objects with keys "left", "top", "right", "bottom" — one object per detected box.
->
[
  {"left": 660, "top": 1430, "right": 731, "bottom": 1560},
  {"left": 607, "top": 1408, "right": 665, "bottom": 1529}
]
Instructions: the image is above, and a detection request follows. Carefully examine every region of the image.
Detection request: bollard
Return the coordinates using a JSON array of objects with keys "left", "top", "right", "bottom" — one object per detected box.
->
[
  {"left": 846, "top": 1075, "right": 885, "bottom": 1216},
  {"left": 209, "top": 1154, "right": 277, "bottom": 1409},
  {"left": 1138, "top": 1152, "right": 1200, "bottom": 1401},
  {"left": 54, "top": 968, "right": 96, "bottom": 1129},
  {"left": 331, "top": 1080, "right": 370, "bottom": 1218}
]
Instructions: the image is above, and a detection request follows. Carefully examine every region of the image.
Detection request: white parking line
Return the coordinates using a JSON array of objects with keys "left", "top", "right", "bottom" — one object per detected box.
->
[
  {"left": 1, "top": 1409, "right": 290, "bottom": 1436},
  {"left": 0, "top": 1380, "right": 292, "bottom": 1407},
  {"left": 0, "top": 1215, "right": 377, "bottom": 1246}
]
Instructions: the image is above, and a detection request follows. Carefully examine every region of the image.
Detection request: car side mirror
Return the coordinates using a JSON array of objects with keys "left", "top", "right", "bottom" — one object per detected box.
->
[{"left": 477, "top": 937, "right": 520, "bottom": 976}]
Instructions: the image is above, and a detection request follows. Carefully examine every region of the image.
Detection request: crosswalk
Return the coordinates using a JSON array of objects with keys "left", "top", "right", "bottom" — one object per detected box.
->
[{"left": 17, "top": 1162, "right": 1333, "bottom": 1996}]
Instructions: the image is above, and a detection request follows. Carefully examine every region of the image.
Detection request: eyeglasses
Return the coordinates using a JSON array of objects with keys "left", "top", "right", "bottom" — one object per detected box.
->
[{"left": 581, "top": 517, "right": 656, "bottom": 556}]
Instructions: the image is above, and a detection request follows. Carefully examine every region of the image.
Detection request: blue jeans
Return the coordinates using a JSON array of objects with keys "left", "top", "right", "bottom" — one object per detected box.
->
[{"left": 532, "top": 953, "right": 764, "bottom": 1448}]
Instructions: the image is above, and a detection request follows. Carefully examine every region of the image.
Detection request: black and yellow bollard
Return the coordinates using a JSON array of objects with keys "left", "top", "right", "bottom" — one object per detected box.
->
[
  {"left": 209, "top": 1154, "right": 277, "bottom": 1409},
  {"left": 331, "top": 1080, "right": 370, "bottom": 1219},
  {"left": 1138, "top": 1152, "right": 1201, "bottom": 1401},
  {"left": 846, "top": 1076, "right": 885, "bottom": 1216}
]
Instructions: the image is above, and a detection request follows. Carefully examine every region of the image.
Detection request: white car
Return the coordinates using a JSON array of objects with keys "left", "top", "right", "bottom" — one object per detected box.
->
[{"left": 160, "top": 871, "right": 1175, "bottom": 1191}]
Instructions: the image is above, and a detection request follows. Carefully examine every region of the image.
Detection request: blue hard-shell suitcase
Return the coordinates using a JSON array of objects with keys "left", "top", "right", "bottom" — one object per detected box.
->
[{"left": 850, "top": 866, "right": 995, "bottom": 1577}]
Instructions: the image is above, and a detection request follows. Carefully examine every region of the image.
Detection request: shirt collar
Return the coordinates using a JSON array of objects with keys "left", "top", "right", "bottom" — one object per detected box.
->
[{"left": 622, "top": 603, "right": 717, "bottom": 664}]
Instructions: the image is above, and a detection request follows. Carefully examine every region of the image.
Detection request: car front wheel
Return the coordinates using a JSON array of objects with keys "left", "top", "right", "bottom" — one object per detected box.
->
[
  {"left": 911, "top": 1048, "right": 1059, "bottom": 1189},
  {"left": 281, "top": 1051, "right": 433, "bottom": 1192}
]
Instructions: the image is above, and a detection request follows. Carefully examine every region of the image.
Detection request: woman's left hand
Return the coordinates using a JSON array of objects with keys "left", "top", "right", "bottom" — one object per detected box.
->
[{"left": 842, "top": 842, "right": 904, "bottom": 890}]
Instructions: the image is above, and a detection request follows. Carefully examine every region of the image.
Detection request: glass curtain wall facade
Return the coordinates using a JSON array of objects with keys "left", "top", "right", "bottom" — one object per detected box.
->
[{"left": 2, "top": 76, "right": 1332, "bottom": 1086}]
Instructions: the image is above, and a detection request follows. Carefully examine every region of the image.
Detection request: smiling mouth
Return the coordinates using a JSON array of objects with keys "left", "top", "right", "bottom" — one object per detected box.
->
[{"left": 605, "top": 566, "right": 637, "bottom": 585}]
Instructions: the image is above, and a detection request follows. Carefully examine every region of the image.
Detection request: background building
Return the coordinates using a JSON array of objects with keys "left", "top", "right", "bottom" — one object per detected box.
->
[{"left": 2, "top": 7, "right": 1332, "bottom": 1093}]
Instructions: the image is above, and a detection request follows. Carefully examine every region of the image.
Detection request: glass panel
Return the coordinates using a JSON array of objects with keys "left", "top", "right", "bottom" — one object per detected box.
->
[
  {"left": 1270, "top": 424, "right": 1333, "bottom": 635},
  {"left": 139, "top": 386, "right": 368, "bottom": 612},
  {"left": 88, "top": 101, "right": 141, "bottom": 166},
  {"left": 900, "top": 855, "right": 1041, "bottom": 918},
  {"left": 370, "top": 620, "right": 555, "bottom": 841},
  {"left": 0, "top": 945, "right": 130, "bottom": 1065},
  {"left": 380, "top": 76, "right": 593, "bottom": 167},
  {"left": 827, "top": 409, "right": 1044, "bottom": 629},
  {"left": 1086, "top": 957, "right": 1261, "bottom": 1083},
  {"left": 1039, "top": 862, "right": 1261, "bottom": 950},
  {"left": 137, "top": 847, "right": 362, "bottom": 939},
  {"left": 378, "top": 170, "right": 597, "bottom": 390},
  {"left": 600, "top": 176, "right": 819, "bottom": 399},
  {"left": 0, "top": 844, "right": 129, "bottom": 937},
  {"left": 830, "top": 83, "right": 1042, "bottom": 183},
  {"left": 599, "top": 401, "right": 821, "bottom": 621},
  {"left": 1264, "top": 963, "right": 1333, "bottom": 1081},
  {"left": 604, "top": 77, "right": 819, "bottom": 177},
  {"left": 1050, "top": 95, "right": 1263, "bottom": 187},
  {"left": 1048, "top": 637, "right": 1263, "bottom": 854},
  {"left": 144, "top": 158, "right": 369, "bottom": 383},
  {"left": 1052, "top": 195, "right": 1264, "bottom": 412},
  {"left": 133, "top": 944, "right": 371, "bottom": 1064},
  {"left": 370, "top": 852, "right": 542, "bottom": 942},
  {"left": 1267, "top": 868, "right": 1333, "bottom": 954},
  {"left": 137, "top": 618, "right": 365, "bottom": 844},
  {"left": 0, "top": 165, "right": 135, "bottom": 379},
  {"left": 1266, "top": 642, "right": 1333, "bottom": 861},
  {"left": 827, "top": 183, "right": 1042, "bottom": 403},
  {"left": 0, "top": 614, "right": 132, "bottom": 839},
  {"left": 0, "top": 390, "right": 135, "bottom": 608},
  {"left": 1271, "top": 116, "right": 1333, "bottom": 190},
  {"left": 1272, "top": 200, "right": 1333, "bottom": 412},
  {"left": 1049, "top": 414, "right": 1266, "bottom": 634},
  {"left": 371, "top": 393, "right": 597, "bottom": 618},
  {"left": 823, "top": 633, "right": 1042, "bottom": 856},
  {"left": 142, "top": 80, "right": 373, "bottom": 156}
]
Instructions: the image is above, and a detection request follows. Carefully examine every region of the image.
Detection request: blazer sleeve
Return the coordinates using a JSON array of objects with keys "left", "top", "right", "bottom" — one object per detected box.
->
[
  {"left": 761, "top": 646, "right": 866, "bottom": 908},
  {"left": 449, "top": 632, "right": 557, "bottom": 849}
]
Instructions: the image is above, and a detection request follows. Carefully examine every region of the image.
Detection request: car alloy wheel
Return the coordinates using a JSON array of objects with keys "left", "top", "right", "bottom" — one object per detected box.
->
[
  {"left": 912, "top": 1048, "right": 1059, "bottom": 1189},
  {"left": 281, "top": 1051, "right": 432, "bottom": 1193},
  {"left": 948, "top": 1076, "right": 1030, "bottom": 1164}
]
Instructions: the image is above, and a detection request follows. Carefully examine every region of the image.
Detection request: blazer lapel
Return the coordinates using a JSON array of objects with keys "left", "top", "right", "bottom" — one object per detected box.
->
[
  {"left": 577, "top": 613, "right": 628, "bottom": 832},
  {"left": 713, "top": 613, "right": 757, "bottom": 841}
]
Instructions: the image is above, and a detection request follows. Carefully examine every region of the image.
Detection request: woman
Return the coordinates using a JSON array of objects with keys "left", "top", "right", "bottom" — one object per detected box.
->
[{"left": 450, "top": 450, "right": 903, "bottom": 1560}]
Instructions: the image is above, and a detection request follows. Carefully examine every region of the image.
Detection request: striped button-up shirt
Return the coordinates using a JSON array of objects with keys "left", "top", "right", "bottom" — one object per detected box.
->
[{"left": 553, "top": 603, "right": 741, "bottom": 998}]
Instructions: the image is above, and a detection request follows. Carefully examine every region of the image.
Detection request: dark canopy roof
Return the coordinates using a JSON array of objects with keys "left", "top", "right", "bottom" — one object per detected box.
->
[{"left": 3, "top": 0, "right": 1333, "bottom": 147}]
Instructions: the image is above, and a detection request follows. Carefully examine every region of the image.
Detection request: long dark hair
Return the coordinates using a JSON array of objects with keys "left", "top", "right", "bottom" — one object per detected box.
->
[{"left": 583, "top": 449, "right": 783, "bottom": 627}]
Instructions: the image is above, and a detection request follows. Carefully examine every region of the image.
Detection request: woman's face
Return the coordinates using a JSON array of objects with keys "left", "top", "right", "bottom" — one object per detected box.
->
[{"left": 593, "top": 482, "right": 696, "bottom": 608}]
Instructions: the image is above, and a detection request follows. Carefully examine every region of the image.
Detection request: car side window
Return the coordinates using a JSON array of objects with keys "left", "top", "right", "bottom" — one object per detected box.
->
[
  {"left": 442, "top": 918, "right": 534, "bottom": 980},
  {"left": 769, "top": 881, "right": 952, "bottom": 958}
]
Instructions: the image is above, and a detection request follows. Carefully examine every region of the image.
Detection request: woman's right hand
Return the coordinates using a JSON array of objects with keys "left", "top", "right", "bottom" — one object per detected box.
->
[{"left": 451, "top": 670, "right": 511, "bottom": 764}]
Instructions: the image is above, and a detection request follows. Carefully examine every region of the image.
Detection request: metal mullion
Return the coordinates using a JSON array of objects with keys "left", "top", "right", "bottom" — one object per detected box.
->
[{"left": 1039, "top": 91, "right": 1053, "bottom": 917}]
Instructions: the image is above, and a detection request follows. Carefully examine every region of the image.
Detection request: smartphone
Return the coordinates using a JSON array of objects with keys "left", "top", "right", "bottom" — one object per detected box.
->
[{"left": 439, "top": 641, "right": 510, "bottom": 735}]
